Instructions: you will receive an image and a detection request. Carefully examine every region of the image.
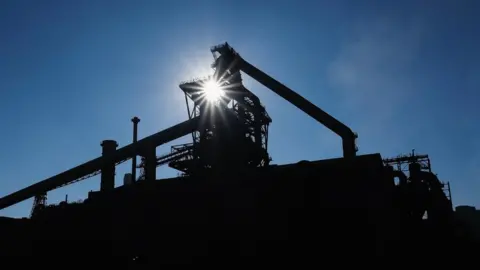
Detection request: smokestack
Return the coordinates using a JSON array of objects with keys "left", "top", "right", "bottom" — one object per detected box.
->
[
  {"left": 131, "top": 117, "right": 140, "bottom": 182},
  {"left": 100, "top": 140, "right": 118, "bottom": 191}
]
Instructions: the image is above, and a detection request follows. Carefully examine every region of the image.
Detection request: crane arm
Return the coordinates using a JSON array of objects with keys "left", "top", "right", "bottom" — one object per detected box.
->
[{"left": 0, "top": 117, "right": 200, "bottom": 210}]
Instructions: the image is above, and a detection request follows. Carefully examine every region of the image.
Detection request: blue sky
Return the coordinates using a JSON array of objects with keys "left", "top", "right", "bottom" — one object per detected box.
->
[{"left": 1, "top": 0, "right": 479, "bottom": 217}]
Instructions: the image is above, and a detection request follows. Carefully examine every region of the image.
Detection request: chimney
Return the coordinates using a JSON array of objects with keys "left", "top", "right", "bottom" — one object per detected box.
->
[{"left": 131, "top": 117, "right": 140, "bottom": 181}]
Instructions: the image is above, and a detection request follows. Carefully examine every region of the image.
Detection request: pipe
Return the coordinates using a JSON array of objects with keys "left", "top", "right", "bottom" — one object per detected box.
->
[
  {"left": 210, "top": 43, "right": 357, "bottom": 158},
  {"left": 0, "top": 117, "right": 200, "bottom": 210},
  {"left": 131, "top": 117, "right": 140, "bottom": 182},
  {"left": 238, "top": 58, "right": 357, "bottom": 158}
]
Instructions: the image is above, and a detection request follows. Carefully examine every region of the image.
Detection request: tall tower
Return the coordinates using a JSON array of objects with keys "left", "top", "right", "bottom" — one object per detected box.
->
[{"left": 167, "top": 48, "right": 271, "bottom": 175}]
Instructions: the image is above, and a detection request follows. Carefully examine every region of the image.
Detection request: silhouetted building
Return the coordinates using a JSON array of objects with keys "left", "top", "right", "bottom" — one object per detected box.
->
[
  {"left": 455, "top": 205, "right": 480, "bottom": 240},
  {"left": 0, "top": 42, "right": 467, "bottom": 261}
]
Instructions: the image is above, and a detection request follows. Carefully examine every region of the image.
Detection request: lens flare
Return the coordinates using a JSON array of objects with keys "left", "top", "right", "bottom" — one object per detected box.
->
[{"left": 203, "top": 79, "right": 224, "bottom": 102}]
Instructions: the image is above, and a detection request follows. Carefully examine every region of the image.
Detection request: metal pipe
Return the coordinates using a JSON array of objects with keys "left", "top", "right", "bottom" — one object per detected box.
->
[
  {"left": 210, "top": 43, "right": 357, "bottom": 158},
  {"left": 237, "top": 57, "right": 357, "bottom": 158},
  {"left": 0, "top": 117, "right": 200, "bottom": 210},
  {"left": 131, "top": 117, "right": 140, "bottom": 182}
]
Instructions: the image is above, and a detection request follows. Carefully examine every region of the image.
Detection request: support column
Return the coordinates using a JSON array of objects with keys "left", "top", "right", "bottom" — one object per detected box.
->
[
  {"left": 144, "top": 146, "right": 157, "bottom": 181},
  {"left": 100, "top": 140, "right": 118, "bottom": 191}
]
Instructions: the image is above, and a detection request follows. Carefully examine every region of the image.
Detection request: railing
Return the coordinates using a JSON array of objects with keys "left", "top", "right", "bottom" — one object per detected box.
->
[
  {"left": 156, "top": 149, "right": 192, "bottom": 167},
  {"left": 58, "top": 158, "right": 129, "bottom": 188},
  {"left": 179, "top": 75, "right": 211, "bottom": 85}
]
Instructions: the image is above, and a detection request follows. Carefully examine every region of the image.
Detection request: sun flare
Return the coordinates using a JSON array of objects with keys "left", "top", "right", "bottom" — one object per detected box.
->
[{"left": 202, "top": 79, "right": 224, "bottom": 102}]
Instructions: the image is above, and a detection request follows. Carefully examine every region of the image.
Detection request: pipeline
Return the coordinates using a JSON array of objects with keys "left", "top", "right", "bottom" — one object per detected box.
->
[
  {"left": 210, "top": 42, "right": 357, "bottom": 158},
  {"left": 0, "top": 117, "right": 200, "bottom": 210}
]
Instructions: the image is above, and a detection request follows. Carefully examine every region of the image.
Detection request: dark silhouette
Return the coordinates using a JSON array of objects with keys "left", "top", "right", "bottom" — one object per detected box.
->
[{"left": 0, "top": 43, "right": 475, "bottom": 262}]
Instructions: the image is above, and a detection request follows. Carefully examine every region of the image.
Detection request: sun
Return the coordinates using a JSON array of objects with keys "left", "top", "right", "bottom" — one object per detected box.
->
[{"left": 202, "top": 79, "right": 224, "bottom": 102}]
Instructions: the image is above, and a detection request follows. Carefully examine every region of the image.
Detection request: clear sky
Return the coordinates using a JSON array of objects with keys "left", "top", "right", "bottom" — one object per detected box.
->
[{"left": 1, "top": 0, "right": 479, "bottom": 217}]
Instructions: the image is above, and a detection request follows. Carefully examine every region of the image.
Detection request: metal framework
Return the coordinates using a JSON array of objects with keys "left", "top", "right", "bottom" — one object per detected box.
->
[
  {"left": 30, "top": 193, "right": 47, "bottom": 218},
  {"left": 383, "top": 150, "right": 432, "bottom": 173},
  {"left": 172, "top": 69, "right": 272, "bottom": 173},
  {"left": 0, "top": 118, "right": 200, "bottom": 210},
  {"left": 0, "top": 41, "right": 357, "bottom": 210},
  {"left": 210, "top": 43, "right": 357, "bottom": 158},
  {"left": 383, "top": 150, "right": 452, "bottom": 202}
]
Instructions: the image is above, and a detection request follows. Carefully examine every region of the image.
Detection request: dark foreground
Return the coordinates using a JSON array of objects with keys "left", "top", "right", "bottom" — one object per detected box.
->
[{"left": 0, "top": 154, "right": 477, "bottom": 263}]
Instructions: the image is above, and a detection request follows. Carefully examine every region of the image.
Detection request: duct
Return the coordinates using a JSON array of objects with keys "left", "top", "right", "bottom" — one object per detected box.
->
[
  {"left": 0, "top": 117, "right": 200, "bottom": 210},
  {"left": 210, "top": 43, "right": 357, "bottom": 158}
]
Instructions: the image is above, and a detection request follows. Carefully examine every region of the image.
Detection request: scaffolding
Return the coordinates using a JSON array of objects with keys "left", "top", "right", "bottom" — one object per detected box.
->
[
  {"left": 30, "top": 193, "right": 47, "bottom": 218},
  {"left": 171, "top": 58, "right": 271, "bottom": 174},
  {"left": 383, "top": 150, "right": 452, "bottom": 203}
]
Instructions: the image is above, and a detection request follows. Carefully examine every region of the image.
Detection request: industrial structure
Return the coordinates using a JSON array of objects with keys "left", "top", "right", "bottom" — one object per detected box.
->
[{"left": 0, "top": 43, "right": 471, "bottom": 261}]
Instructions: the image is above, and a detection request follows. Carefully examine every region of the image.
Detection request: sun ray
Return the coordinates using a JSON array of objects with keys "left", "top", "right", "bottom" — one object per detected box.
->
[{"left": 201, "top": 79, "right": 225, "bottom": 102}]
